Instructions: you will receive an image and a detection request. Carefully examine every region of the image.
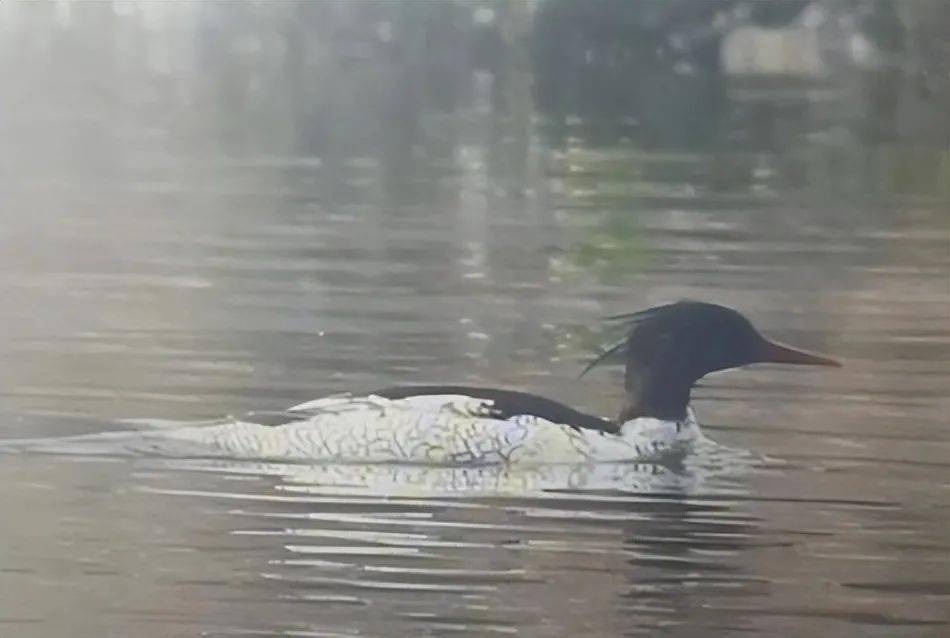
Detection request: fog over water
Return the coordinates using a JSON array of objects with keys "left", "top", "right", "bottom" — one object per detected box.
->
[{"left": 0, "top": 2, "right": 948, "bottom": 637}]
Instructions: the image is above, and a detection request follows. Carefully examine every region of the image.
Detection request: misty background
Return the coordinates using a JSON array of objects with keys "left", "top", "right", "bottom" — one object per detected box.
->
[
  {"left": 1, "top": 0, "right": 946, "bottom": 420},
  {"left": 0, "top": 3, "right": 948, "bottom": 636}
]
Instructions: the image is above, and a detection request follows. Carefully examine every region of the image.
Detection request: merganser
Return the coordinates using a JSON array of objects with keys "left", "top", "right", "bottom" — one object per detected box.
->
[{"left": 3, "top": 302, "right": 839, "bottom": 464}]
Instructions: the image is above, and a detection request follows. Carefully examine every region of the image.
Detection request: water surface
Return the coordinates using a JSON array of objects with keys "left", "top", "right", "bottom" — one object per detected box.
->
[{"left": 1, "top": 5, "right": 949, "bottom": 637}]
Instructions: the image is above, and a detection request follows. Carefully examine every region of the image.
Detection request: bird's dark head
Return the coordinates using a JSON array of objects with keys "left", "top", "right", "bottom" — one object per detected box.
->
[{"left": 582, "top": 301, "right": 840, "bottom": 423}]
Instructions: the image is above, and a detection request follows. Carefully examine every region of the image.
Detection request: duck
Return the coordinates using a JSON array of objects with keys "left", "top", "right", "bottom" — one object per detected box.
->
[
  {"left": 2, "top": 301, "right": 839, "bottom": 464},
  {"left": 126, "top": 300, "right": 835, "bottom": 464}
]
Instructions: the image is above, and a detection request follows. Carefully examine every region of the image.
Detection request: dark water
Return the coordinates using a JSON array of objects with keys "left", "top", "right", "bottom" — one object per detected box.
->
[{"left": 1, "top": 4, "right": 949, "bottom": 637}]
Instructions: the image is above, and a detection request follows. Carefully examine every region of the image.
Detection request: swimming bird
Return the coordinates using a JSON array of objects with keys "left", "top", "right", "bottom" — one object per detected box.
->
[{"left": 2, "top": 301, "right": 839, "bottom": 464}]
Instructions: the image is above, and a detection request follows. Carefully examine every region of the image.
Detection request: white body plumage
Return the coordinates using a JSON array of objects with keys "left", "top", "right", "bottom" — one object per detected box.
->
[{"left": 139, "top": 393, "right": 702, "bottom": 464}]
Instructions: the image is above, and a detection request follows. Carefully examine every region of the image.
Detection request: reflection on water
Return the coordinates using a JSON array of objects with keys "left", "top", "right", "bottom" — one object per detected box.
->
[
  {"left": 3, "top": 450, "right": 944, "bottom": 637},
  {"left": 1, "top": 2, "right": 949, "bottom": 637}
]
